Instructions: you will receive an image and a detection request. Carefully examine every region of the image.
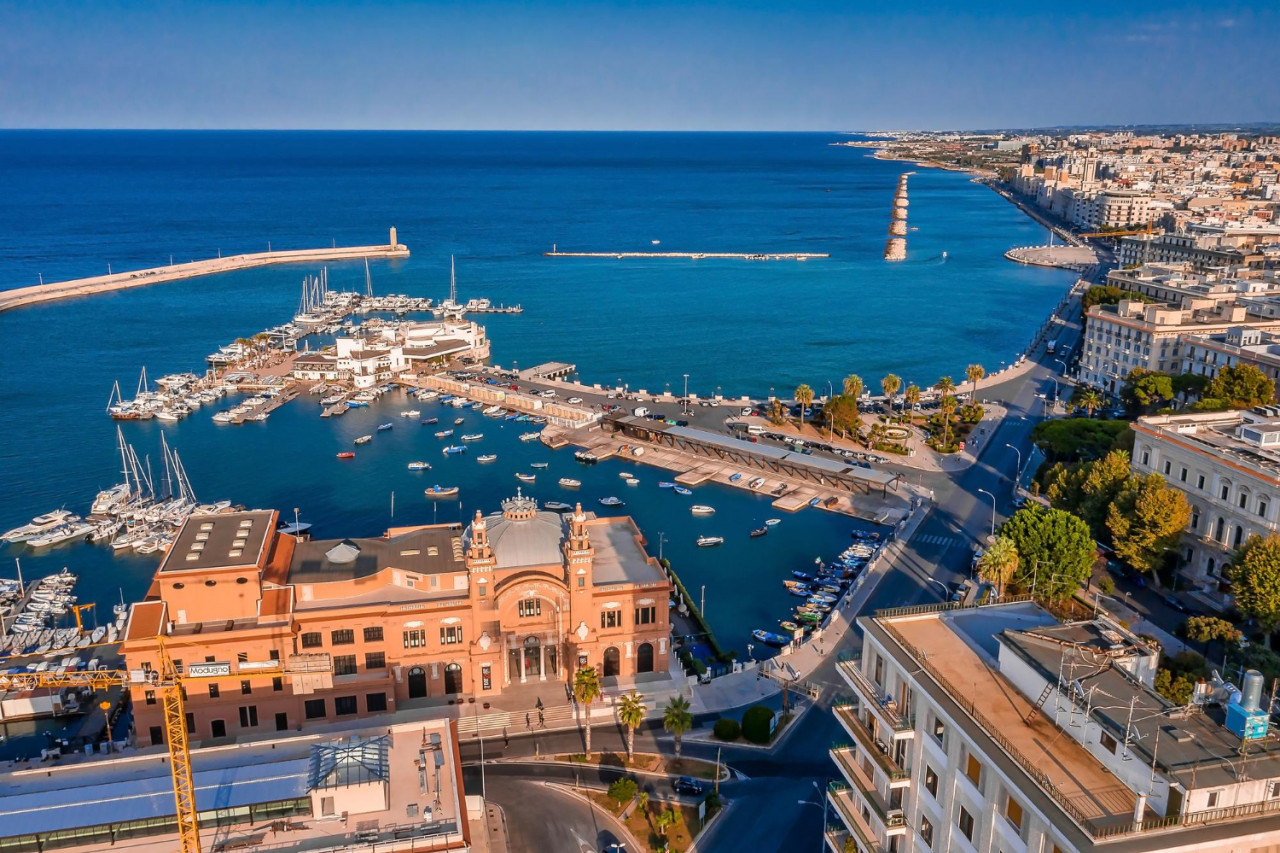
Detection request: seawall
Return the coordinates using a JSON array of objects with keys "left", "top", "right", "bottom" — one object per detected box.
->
[{"left": 1, "top": 239, "right": 410, "bottom": 313}]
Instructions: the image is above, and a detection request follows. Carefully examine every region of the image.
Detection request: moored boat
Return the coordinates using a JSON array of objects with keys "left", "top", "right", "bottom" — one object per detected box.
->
[
  {"left": 752, "top": 629, "right": 790, "bottom": 647},
  {"left": 519, "top": 432, "right": 540, "bottom": 442},
  {"left": 599, "top": 497, "right": 624, "bottom": 507},
  {"left": 764, "top": 518, "right": 781, "bottom": 527},
  {"left": 477, "top": 454, "right": 498, "bottom": 463},
  {"left": 690, "top": 505, "right": 715, "bottom": 515},
  {"left": 559, "top": 478, "right": 581, "bottom": 488},
  {"left": 336, "top": 452, "right": 355, "bottom": 459},
  {"left": 515, "top": 472, "right": 536, "bottom": 483},
  {"left": 695, "top": 535, "right": 724, "bottom": 547},
  {"left": 673, "top": 486, "right": 692, "bottom": 496},
  {"left": 434, "top": 429, "right": 454, "bottom": 438},
  {"left": 749, "top": 526, "right": 768, "bottom": 538},
  {"left": 407, "top": 461, "right": 432, "bottom": 471},
  {"left": 544, "top": 501, "right": 573, "bottom": 511},
  {"left": 377, "top": 423, "right": 394, "bottom": 432},
  {"left": 442, "top": 445, "right": 467, "bottom": 455},
  {"left": 424, "top": 485, "right": 460, "bottom": 498},
  {"left": 657, "top": 481, "right": 675, "bottom": 489},
  {"left": 461, "top": 433, "right": 484, "bottom": 441},
  {"left": 531, "top": 462, "right": 550, "bottom": 469},
  {"left": 354, "top": 435, "right": 373, "bottom": 445}
]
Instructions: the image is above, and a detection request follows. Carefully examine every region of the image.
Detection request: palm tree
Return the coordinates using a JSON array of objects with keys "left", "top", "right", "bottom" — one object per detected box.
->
[
  {"left": 616, "top": 691, "right": 647, "bottom": 763},
  {"left": 939, "top": 394, "right": 958, "bottom": 448},
  {"left": 637, "top": 791, "right": 651, "bottom": 822},
  {"left": 573, "top": 665, "right": 602, "bottom": 756},
  {"left": 654, "top": 808, "right": 678, "bottom": 839},
  {"left": 936, "top": 375, "right": 956, "bottom": 398},
  {"left": 966, "top": 364, "right": 986, "bottom": 402},
  {"left": 843, "top": 374, "right": 864, "bottom": 401},
  {"left": 903, "top": 384, "right": 921, "bottom": 421},
  {"left": 794, "top": 385, "right": 814, "bottom": 428},
  {"left": 881, "top": 374, "right": 901, "bottom": 417},
  {"left": 1078, "top": 389, "right": 1104, "bottom": 417},
  {"left": 663, "top": 695, "right": 693, "bottom": 761},
  {"left": 977, "top": 535, "right": 1019, "bottom": 597}
]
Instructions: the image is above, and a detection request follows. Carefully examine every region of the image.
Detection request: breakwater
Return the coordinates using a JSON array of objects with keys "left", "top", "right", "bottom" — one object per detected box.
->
[
  {"left": 884, "top": 173, "right": 911, "bottom": 261},
  {"left": 0, "top": 229, "right": 410, "bottom": 313},
  {"left": 544, "top": 250, "right": 828, "bottom": 261}
]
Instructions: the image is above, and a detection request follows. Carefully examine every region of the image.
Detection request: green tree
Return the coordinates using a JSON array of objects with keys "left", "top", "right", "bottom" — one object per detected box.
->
[
  {"left": 767, "top": 398, "right": 785, "bottom": 425},
  {"left": 1076, "top": 389, "right": 1104, "bottom": 417},
  {"left": 637, "top": 791, "right": 651, "bottom": 824},
  {"left": 881, "top": 374, "right": 902, "bottom": 417},
  {"left": 654, "top": 808, "right": 678, "bottom": 838},
  {"left": 903, "top": 384, "right": 922, "bottom": 420},
  {"left": 977, "top": 535, "right": 1019, "bottom": 597},
  {"left": 1228, "top": 535, "right": 1280, "bottom": 647},
  {"left": 966, "top": 364, "right": 986, "bottom": 402},
  {"left": 843, "top": 374, "right": 864, "bottom": 400},
  {"left": 1082, "top": 285, "right": 1155, "bottom": 311},
  {"left": 1121, "top": 368, "right": 1174, "bottom": 413},
  {"left": 1185, "top": 616, "right": 1243, "bottom": 645},
  {"left": 1031, "top": 418, "right": 1132, "bottom": 464},
  {"left": 1044, "top": 450, "right": 1132, "bottom": 539},
  {"left": 1171, "top": 373, "right": 1210, "bottom": 400},
  {"left": 616, "top": 691, "right": 647, "bottom": 763},
  {"left": 608, "top": 777, "right": 638, "bottom": 805},
  {"left": 573, "top": 665, "right": 602, "bottom": 755},
  {"left": 794, "top": 385, "right": 814, "bottom": 427},
  {"left": 1154, "top": 668, "right": 1195, "bottom": 705},
  {"left": 936, "top": 375, "right": 956, "bottom": 398},
  {"left": 1106, "top": 473, "right": 1191, "bottom": 582},
  {"left": 663, "top": 695, "right": 693, "bottom": 761},
  {"left": 1208, "top": 364, "right": 1275, "bottom": 408},
  {"left": 938, "top": 394, "right": 958, "bottom": 448},
  {"left": 823, "top": 394, "right": 862, "bottom": 439},
  {"left": 1000, "top": 505, "right": 1096, "bottom": 601}
]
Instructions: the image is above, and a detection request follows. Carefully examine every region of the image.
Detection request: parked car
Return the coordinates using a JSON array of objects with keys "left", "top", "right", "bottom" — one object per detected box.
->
[
  {"left": 1164, "top": 594, "right": 1190, "bottom": 614},
  {"left": 673, "top": 776, "right": 704, "bottom": 796},
  {"left": 567, "top": 397, "right": 583, "bottom": 404}
]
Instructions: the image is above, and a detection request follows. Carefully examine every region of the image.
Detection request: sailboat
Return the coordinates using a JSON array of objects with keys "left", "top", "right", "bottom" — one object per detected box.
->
[{"left": 436, "top": 256, "right": 464, "bottom": 317}]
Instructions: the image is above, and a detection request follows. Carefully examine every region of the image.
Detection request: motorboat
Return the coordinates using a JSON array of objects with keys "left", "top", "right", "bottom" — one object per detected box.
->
[
  {"left": 748, "top": 477, "right": 766, "bottom": 489},
  {"left": 673, "top": 486, "right": 692, "bottom": 496},
  {"left": 599, "top": 497, "right": 624, "bottom": 507},
  {"left": 407, "top": 462, "right": 432, "bottom": 471},
  {"left": 454, "top": 417, "right": 466, "bottom": 425},
  {"left": 778, "top": 620, "right": 804, "bottom": 634},
  {"left": 690, "top": 505, "right": 715, "bottom": 515},
  {"left": 559, "top": 478, "right": 581, "bottom": 488},
  {"left": 625, "top": 478, "right": 639, "bottom": 486},
  {"left": 531, "top": 462, "right": 550, "bottom": 469},
  {"left": 749, "top": 526, "right": 768, "bottom": 538},
  {"left": 424, "top": 486, "right": 460, "bottom": 498},
  {"left": 3, "top": 510, "right": 76, "bottom": 543},
  {"left": 658, "top": 482, "right": 675, "bottom": 489},
  {"left": 574, "top": 451, "right": 598, "bottom": 463},
  {"left": 418, "top": 390, "right": 439, "bottom": 400},
  {"left": 516, "top": 473, "right": 537, "bottom": 483},
  {"left": 424, "top": 417, "right": 440, "bottom": 425},
  {"left": 729, "top": 473, "right": 742, "bottom": 482},
  {"left": 617, "top": 471, "right": 633, "bottom": 479},
  {"left": 695, "top": 535, "right": 724, "bottom": 547},
  {"left": 461, "top": 433, "right": 484, "bottom": 441},
  {"left": 752, "top": 629, "right": 790, "bottom": 647},
  {"left": 336, "top": 452, "right": 355, "bottom": 459},
  {"left": 544, "top": 501, "right": 573, "bottom": 511},
  {"left": 483, "top": 405, "right": 503, "bottom": 416},
  {"left": 764, "top": 518, "right": 781, "bottom": 527},
  {"left": 354, "top": 435, "right": 373, "bottom": 445},
  {"left": 477, "top": 454, "right": 498, "bottom": 463},
  {"left": 28, "top": 521, "right": 94, "bottom": 548},
  {"left": 434, "top": 429, "right": 454, "bottom": 438},
  {"left": 519, "top": 432, "right": 540, "bottom": 442},
  {"left": 400, "top": 410, "right": 421, "bottom": 418},
  {"left": 377, "top": 423, "right": 394, "bottom": 432},
  {"left": 792, "top": 571, "right": 815, "bottom": 582},
  {"left": 442, "top": 445, "right": 467, "bottom": 455}
]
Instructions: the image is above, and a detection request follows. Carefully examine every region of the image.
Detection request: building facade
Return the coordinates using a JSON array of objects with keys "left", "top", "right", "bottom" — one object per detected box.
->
[
  {"left": 1131, "top": 410, "right": 1280, "bottom": 606},
  {"left": 122, "top": 496, "right": 672, "bottom": 747}
]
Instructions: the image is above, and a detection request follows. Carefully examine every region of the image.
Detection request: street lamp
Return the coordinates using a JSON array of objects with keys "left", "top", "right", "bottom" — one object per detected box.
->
[
  {"left": 1005, "top": 444, "right": 1022, "bottom": 495},
  {"left": 926, "top": 577, "right": 951, "bottom": 598},
  {"left": 813, "top": 780, "right": 830, "bottom": 853},
  {"left": 1054, "top": 358, "right": 1068, "bottom": 375},
  {"left": 683, "top": 373, "right": 690, "bottom": 414},
  {"left": 977, "top": 488, "right": 997, "bottom": 538}
]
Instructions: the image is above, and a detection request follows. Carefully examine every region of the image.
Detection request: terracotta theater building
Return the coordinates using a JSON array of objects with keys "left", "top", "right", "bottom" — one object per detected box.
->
[{"left": 122, "top": 493, "right": 673, "bottom": 746}]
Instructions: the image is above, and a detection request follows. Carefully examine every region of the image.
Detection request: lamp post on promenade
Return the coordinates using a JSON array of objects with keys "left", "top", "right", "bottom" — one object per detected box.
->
[
  {"left": 1005, "top": 444, "right": 1022, "bottom": 496},
  {"left": 977, "top": 488, "right": 997, "bottom": 538}
]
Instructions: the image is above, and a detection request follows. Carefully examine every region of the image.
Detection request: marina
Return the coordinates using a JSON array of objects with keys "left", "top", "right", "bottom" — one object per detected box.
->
[{"left": 545, "top": 250, "right": 829, "bottom": 261}]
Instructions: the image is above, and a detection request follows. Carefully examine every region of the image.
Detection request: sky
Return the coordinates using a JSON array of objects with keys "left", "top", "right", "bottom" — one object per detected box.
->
[{"left": 0, "top": 0, "right": 1277, "bottom": 131}]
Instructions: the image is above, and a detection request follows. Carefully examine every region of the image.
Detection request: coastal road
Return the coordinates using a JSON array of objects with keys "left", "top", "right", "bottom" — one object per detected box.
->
[{"left": 479, "top": 776, "right": 631, "bottom": 853}]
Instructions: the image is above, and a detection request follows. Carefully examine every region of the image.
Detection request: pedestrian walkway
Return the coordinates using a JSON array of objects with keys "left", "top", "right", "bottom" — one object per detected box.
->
[{"left": 913, "top": 533, "right": 962, "bottom": 548}]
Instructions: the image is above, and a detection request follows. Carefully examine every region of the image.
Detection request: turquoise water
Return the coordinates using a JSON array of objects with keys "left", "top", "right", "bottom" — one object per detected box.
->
[{"left": 0, "top": 132, "right": 1071, "bottom": 650}]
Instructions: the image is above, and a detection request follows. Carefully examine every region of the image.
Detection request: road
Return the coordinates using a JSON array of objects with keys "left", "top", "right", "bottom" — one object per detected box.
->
[{"left": 480, "top": 776, "right": 631, "bottom": 853}]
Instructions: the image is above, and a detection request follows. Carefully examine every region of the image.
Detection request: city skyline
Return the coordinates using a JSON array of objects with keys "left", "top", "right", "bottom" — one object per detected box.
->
[{"left": 1, "top": 0, "right": 1277, "bottom": 131}]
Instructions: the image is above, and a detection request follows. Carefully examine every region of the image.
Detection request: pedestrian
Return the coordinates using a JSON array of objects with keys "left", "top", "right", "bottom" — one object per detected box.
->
[
  {"left": 538, "top": 709, "right": 545, "bottom": 728},
  {"left": 525, "top": 712, "right": 531, "bottom": 729},
  {"left": 503, "top": 727, "right": 509, "bottom": 747}
]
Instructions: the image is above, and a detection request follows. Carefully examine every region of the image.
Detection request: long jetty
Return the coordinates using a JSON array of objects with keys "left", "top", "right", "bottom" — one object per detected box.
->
[
  {"left": 0, "top": 230, "right": 410, "bottom": 313},
  {"left": 544, "top": 251, "right": 828, "bottom": 260}
]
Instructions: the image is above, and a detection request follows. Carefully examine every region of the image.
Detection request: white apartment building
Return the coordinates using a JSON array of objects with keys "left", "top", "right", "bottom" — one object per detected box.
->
[
  {"left": 291, "top": 320, "right": 488, "bottom": 387},
  {"left": 1182, "top": 327, "right": 1280, "bottom": 395},
  {"left": 828, "top": 601, "right": 1280, "bottom": 853},
  {"left": 1131, "top": 410, "right": 1280, "bottom": 607}
]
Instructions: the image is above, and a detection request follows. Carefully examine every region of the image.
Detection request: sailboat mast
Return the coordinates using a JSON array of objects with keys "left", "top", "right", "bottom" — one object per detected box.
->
[
  {"left": 116, "top": 426, "right": 130, "bottom": 487},
  {"left": 450, "top": 255, "right": 457, "bottom": 305},
  {"left": 160, "top": 433, "right": 174, "bottom": 499},
  {"left": 365, "top": 258, "right": 372, "bottom": 297}
]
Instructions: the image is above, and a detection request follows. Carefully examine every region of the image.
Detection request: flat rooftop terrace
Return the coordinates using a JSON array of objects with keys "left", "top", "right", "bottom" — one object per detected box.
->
[{"left": 890, "top": 613, "right": 1137, "bottom": 827}]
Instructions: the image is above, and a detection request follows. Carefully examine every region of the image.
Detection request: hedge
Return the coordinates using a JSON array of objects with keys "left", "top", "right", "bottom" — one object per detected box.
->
[{"left": 741, "top": 705, "right": 776, "bottom": 745}]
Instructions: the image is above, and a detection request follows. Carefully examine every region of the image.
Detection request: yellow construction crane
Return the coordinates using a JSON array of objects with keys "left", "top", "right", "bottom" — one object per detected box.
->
[
  {"left": 70, "top": 602, "right": 95, "bottom": 632},
  {"left": 0, "top": 641, "right": 329, "bottom": 853}
]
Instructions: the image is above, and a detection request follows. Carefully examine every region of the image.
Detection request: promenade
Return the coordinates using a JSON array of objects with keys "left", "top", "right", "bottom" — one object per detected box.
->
[{"left": 0, "top": 233, "right": 409, "bottom": 313}]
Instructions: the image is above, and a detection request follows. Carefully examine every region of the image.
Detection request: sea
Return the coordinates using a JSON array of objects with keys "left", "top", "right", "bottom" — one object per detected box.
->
[{"left": 0, "top": 131, "right": 1073, "bottom": 674}]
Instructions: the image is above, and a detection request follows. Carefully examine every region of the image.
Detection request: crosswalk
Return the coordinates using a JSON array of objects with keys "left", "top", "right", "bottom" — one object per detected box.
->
[{"left": 913, "top": 533, "right": 961, "bottom": 548}]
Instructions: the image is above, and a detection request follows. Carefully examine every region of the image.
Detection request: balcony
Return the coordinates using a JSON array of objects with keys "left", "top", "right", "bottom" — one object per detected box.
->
[
  {"left": 831, "top": 747, "right": 906, "bottom": 835},
  {"left": 837, "top": 658, "right": 914, "bottom": 737},
  {"left": 827, "top": 784, "right": 883, "bottom": 853},
  {"left": 834, "top": 703, "right": 910, "bottom": 784}
]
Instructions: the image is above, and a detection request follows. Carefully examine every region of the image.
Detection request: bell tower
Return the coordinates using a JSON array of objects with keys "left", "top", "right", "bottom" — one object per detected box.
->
[{"left": 466, "top": 509, "right": 495, "bottom": 605}]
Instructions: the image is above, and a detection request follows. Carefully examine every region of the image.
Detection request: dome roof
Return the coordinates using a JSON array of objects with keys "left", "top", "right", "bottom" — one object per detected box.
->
[{"left": 465, "top": 495, "right": 567, "bottom": 569}]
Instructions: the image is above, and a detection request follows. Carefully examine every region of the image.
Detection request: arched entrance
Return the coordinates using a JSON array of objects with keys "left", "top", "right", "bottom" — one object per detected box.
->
[
  {"left": 444, "top": 663, "right": 463, "bottom": 695},
  {"left": 408, "top": 667, "right": 427, "bottom": 699},
  {"left": 636, "top": 642, "right": 654, "bottom": 674},
  {"left": 603, "top": 646, "right": 621, "bottom": 677}
]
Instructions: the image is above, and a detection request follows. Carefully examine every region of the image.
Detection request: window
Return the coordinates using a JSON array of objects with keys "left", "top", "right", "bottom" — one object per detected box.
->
[
  {"left": 578, "top": 577, "right": 585, "bottom": 588},
  {"left": 873, "top": 654, "right": 884, "bottom": 686},
  {"left": 365, "top": 651, "right": 386, "bottom": 670},
  {"left": 1006, "top": 797, "right": 1024, "bottom": 830},
  {"left": 403, "top": 629, "right": 426, "bottom": 648},
  {"left": 238, "top": 706, "right": 258, "bottom": 728},
  {"left": 965, "top": 753, "right": 982, "bottom": 787},
  {"left": 601, "top": 610, "right": 621, "bottom": 629},
  {"left": 300, "top": 632, "right": 322, "bottom": 649},
  {"left": 144, "top": 690, "right": 156, "bottom": 705},
  {"left": 919, "top": 816, "right": 934, "bottom": 849},
  {"left": 1261, "top": 501, "right": 1270, "bottom": 519},
  {"left": 237, "top": 652, "right": 248, "bottom": 663},
  {"left": 635, "top": 606, "right": 656, "bottom": 625},
  {"left": 331, "top": 629, "right": 355, "bottom": 646},
  {"left": 1239, "top": 493, "right": 1249, "bottom": 509},
  {"left": 272, "top": 676, "right": 283, "bottom": 692},
  {"left": 1101, "top": 731, "right": 1118, "bottom": 753},
  {"left": 1180, "top": 467, "right": 1188, "bottom": 483},
  {"left": 924, "top": 765, "right": 938, "bottom": 797},
  {"left": 304, "top": 698, "right": 326, "bottom": 720},
  {"left": 269, "top": 649, "right": 280, "bottom": 660},
  {"left": 1141, "top": 450, "right": 1149, "bottom": 466},
  {"left": 1162, "top": 460, "right": 1171, "bottom": 476},
  {"left": 932, "top": 716, "right": 945, "bottom": 743},
  {"left": 367, "top": 692, "right": 388, "bottom": 713},
  {"left": 441, "top": 626, "right": 463, "bottom": 645},
  {"left": 333, "top": 655, "right": 358, "bottom": 676},
  {"left": 957, "top": 807, "right": 974, "bottom": 841},
  {"left": 518, "top": 599, "right": 542, "bottom": 618},
  {"left": 240, "top": 680, "right": 252, "bottom": 695},
  {"left": 1269, "top": 781, "right": 1280, "bottom": 799},
  {"left": 1207, "top": 790, "right": 1221, "bottom": 808},
  {"left": 208, "top": 683, "right": 220, "bottom": 699},
  {"left": 1197, "top": 474, "right": 1205, "bottom": 490},
  {"left": 363, "top": 626, "right": 383, "bottom": 643},
  {"left": 1221, "top": 484, "right": 1231, "bottom": 500},
  {"left": 334, "top": 695, "right": 358, "bottom": 716}
]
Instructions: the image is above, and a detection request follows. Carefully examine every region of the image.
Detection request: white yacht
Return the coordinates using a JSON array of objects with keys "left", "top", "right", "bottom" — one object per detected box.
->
[{"left": 2, "top": 510, "right": 76, "bottom": 543}]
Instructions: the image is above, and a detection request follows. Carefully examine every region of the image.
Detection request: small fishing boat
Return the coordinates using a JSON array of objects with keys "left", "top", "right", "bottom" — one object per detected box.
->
[
  {"left": 599, "top": 497, "right": 625, "bottom": 507},
  {"left": 442, "top": 445, "right": 466, "bottom": 455},
  {"left": 483, "top": 405, "right": 503, "bottom": 416},
  {"left": 729, "top": 473, "right": 742, "bottom": 483},
  {"left": 434, "top": 429, "right": 454, "bottom": 438},
  {"left": 574, "top": 451, "right": 598, "bottom": 464},
  {"left": 354, "top": 435, "right": 373, "bottom": 445},
  {"left": 423, "top": 417, "right": 439, "bottom": 425},
  {"left": 783, "top": 579, "right": 809, "bottom": 592},
  {"left": 336, "top": 452, "right": 355, "bottom": 459},
  {"left": 461, "top": 433, "right": 484, "bottom": 441},
  {"left": 531, "top": 462, "right": 550, "bottom": 469},
  {"left": 748, "top": 477, "right": 766, "bottom": 489},
  {"left": 795, "top": 610, "right": 822, "bottom": 625},
  {"left": 673, "top": 486, "right": 692, "bottom": 496},
  {"left": 477, "top": 454, "right": 498, "bottom": 463},
  {"left": 691, "top": 505, "right": 715, "bottom": 515},
  {"left": 749, "top": 526, "right": 768, "bottom": 538},
  {"left": 658, "top": 482, "right": 676, "bottom": 489},
  {"left": 752, "top": 629, "right": 791, "bottom": 647},
  {"left": 625, "top": 477, "right": 639, "bottom": 486},
  {"left": 764, "top": 518, "right": 781, "bottom": 527},
  {"left": 454, "top": 417, "right": 465, "bottom": 425},
  {"left": 559, "top": 478, "right": 581, "bottom": 488},
  {"left": 407, "top": 461, "right": 431, "bottom": 471},
  {"left": 347, "top": 400, "right": 368, "bottom": 407},
  {"left": 424, "top": 485, "right": 460, "bottom": 498},
  {"left": 808, "top": 497, "right": 822, "bottom": 507},
  {"left": 696, "top": 535, "right": 724, "bottom": 547},
  {"left": 377, "top": 423, "right": 394, "bottom": 432},
  {"left": 544, "top": 501, "right": 573, "bottom": 511},
  {"left": 400, "top": 409, "right": 421, "bottom": 418},
  {"left": 519, "top": 432, "right": 540, "bottom": 442},
  {"left": 792, "top": 571, "right": 815, "bottom": 582},
  {"left": 515, "top": 473, "right": 537, "bottom": 483},
  {"left": 418, "top": 390, "right": 439, "bottom": 400},
  {"left": 808, "top": 592, "right": 838, "bottom": 605},
  {"left": 787, "top": 585, "right": 812, "bottom": 598},
  {"left": 778, "top": 620, "right": 803, "bottom": 634},
  {"left": 617, "top": 471, "right": 633, "bottom": 479}
]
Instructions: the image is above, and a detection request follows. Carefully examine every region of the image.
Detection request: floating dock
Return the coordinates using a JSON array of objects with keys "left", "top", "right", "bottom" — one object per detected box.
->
[
  {"left": 544, "top": 251, "right": 828, "bottom": 261},
  {"left": 1, "top": 228, "right": 410, "bottom": 313}
]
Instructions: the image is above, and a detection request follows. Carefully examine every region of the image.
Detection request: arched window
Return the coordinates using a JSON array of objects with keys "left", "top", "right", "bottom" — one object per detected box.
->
[
  {"left": 1234, "top": 526, "right": 1245, "bottom": 548},
  {"left": 1191, "top": 507, "right": 1201, "bottom": 531},
  {"left": 1215, "top": 518, "right": 1226, "bottom": 542}
]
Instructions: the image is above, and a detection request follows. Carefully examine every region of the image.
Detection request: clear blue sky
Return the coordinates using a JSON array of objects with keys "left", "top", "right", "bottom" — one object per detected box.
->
[{"left": 1, "top": 0, "right": 1276, "bottom": 130}]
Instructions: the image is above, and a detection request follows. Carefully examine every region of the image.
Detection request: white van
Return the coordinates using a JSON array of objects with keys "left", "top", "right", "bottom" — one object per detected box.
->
[{"left": 747, "top": 425, "right": 767, "bottom": 435}]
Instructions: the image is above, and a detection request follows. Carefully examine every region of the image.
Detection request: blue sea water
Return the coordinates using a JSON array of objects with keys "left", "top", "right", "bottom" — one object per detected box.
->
[{"left": 0, "top": 131, "right": 1070, "bottom": 656}]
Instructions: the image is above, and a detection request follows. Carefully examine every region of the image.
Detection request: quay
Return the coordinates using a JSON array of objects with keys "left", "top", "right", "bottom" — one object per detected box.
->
[
  {"left": 544, "top": 251, "right": 828, "bottom": 261},
  {"left": 0, "top": 228, "right": 409, "bottom": 313},
  {"left": 519, "top": 361, "right": 576, "bottom": 380}
]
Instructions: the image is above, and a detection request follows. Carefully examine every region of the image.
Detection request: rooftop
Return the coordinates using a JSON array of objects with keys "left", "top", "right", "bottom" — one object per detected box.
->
[
  {"left": 1135, "top": 409, "right": 1280, "bottom": 479},
  {"left": 589, "top": 519, "right": 666, "bottom": 586},
  {"left": 289, "top": 525, "right": 464, "bottom": 584},
  {"left": 159, "top": 510, "right": 277, "bottom": 573}
]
